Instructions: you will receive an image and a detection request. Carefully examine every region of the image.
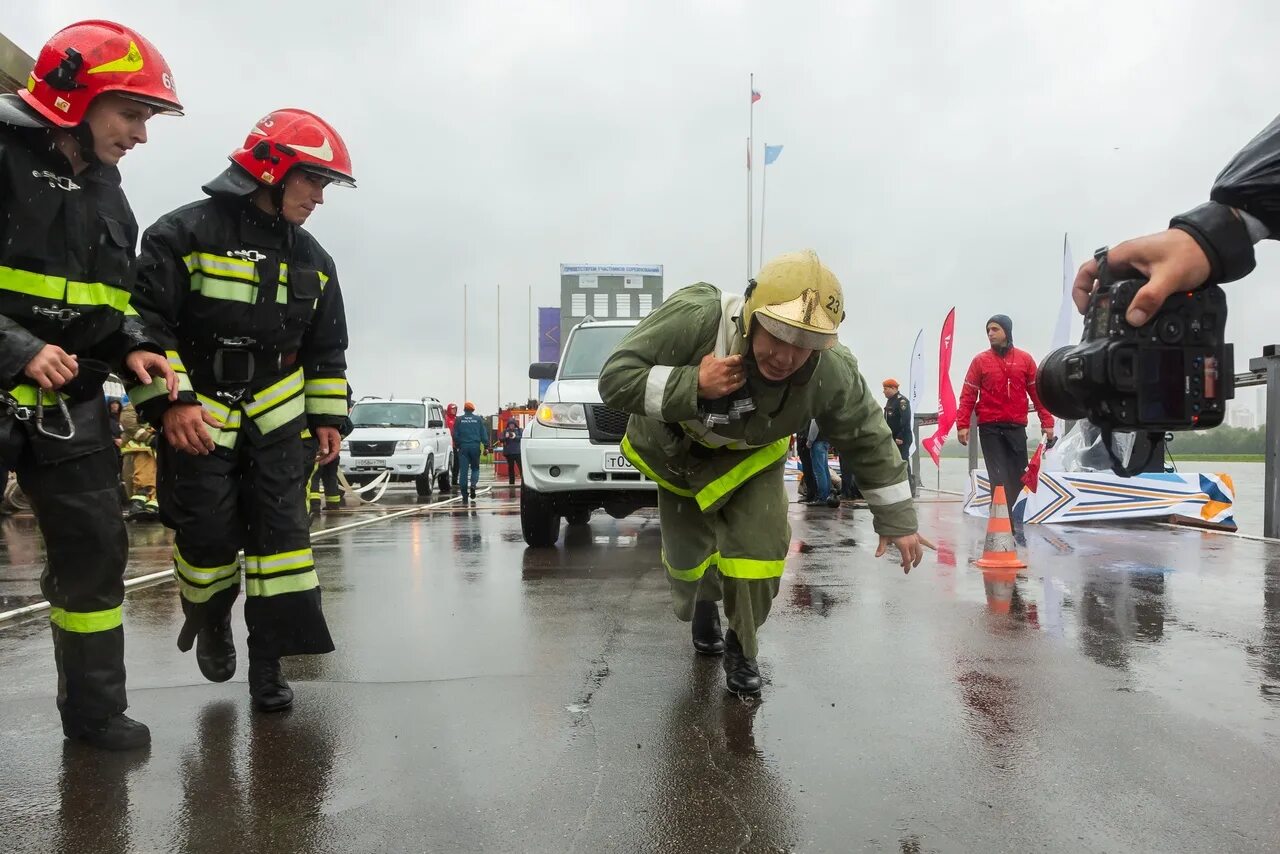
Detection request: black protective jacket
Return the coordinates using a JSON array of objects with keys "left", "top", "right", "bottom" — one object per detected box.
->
[
  {"left": 883, "top": 392, "right": 912, "bottom": 447},
  {"left": 131, "top": 194, "right": 349, "bottom": 447},
  {"left": 0, "top": 125, "right": 156, "bottom": 391}
]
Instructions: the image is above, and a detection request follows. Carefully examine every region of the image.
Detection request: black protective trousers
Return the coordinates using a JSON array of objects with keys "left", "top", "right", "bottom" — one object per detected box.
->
[
  {"left": 158, "top": 432, "right": 334, "bottom": 660},
  {"left": 309, "top": 457, "right": 342, "bottom": 507},
  {"left": 1, "top": 397, "right": 130, "bottom": 726},
  {"left": 978, "top": 423, "right": 1029, "bottom": 530}
]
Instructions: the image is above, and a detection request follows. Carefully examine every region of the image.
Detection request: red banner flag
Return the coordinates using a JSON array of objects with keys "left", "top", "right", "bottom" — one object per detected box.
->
[
  {"left": 1021, "top": 441, "right": 1045, "bottom": 493},
  {"left": 921, "top": 307, "right": 957, "bottom": 467}
]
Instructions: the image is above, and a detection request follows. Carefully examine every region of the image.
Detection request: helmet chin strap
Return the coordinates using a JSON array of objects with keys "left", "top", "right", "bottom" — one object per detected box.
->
[{"left": 70, "top": 123, "right": 98, "bottom": 163}]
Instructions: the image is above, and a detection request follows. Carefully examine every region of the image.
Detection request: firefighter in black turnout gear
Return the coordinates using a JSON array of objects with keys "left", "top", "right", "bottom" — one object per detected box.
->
[
  {"left": 0, "top": 21, "right": 183, "bottom": 750},
  {"left": 131, "top": 109, "right": 354, "bottom": 712},
  {"left": 881, "top": 379, "right": 911, "bottom": 461}
]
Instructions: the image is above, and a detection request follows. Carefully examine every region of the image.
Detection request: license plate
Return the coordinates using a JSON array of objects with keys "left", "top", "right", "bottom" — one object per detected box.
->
[
  {"left": 351, "top": 458, "right": 387, "bottom": 470},
  {"left": 603, "top": 452, "right": 634, "bottom": 472}
]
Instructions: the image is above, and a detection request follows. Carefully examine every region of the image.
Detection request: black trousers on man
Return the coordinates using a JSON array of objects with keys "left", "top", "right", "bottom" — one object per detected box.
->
[
  {"left": 1, "top": 398, "right": 130, "bottom": 728},
  {"left": 978, "top": 422, "right": 1028, "bottom": 531}
]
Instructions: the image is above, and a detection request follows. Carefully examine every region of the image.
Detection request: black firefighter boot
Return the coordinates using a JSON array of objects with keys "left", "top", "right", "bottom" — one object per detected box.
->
[
  {"left": 249, "top": 657, "right": 294, "bottom": 712},
  {"left": 63, "top": 714, "right": 151, "bottom": 751},
  {"left": 691, "top": 600, "right": 725, "bottom": 655},
  {"left": 722, "top": 629, "right": 763, "bottom": 695},
  {"left": 195, "top": 613, "right": 236, "bottom": 683}
]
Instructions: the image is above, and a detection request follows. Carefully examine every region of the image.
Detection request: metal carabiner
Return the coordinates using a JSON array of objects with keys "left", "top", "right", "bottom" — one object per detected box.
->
[{"left": 35, "top": 396, "right": 75, "bottom": 441}]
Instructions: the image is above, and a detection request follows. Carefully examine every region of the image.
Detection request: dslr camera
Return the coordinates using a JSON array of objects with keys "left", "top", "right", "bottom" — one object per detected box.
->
[{"left": 1037, "top": 249, "right": 1233, "bottom": 434}]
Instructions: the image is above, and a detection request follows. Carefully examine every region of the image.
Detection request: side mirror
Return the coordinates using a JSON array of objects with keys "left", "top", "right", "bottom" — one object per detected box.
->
[
  {"left": 427, "top": 419, "right": 444, "bottom": 428},
  {"left": 529, "top": 362, "right": 558, "bottom": 380}
]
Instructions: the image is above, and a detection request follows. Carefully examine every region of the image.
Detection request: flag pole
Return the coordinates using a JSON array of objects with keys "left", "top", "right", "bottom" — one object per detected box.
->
[
  {"left": 496, "top": 282, "right": 501, "bottom": 415},
  {"left": 759, "top": 148, "right": 768, "bottom": 271},
  {"left": 463, "top": 282, "right": 468, "bottom": 404},
  {"left": 748, "top": 72, "right": 754, "bottom": 280},
  {"left": 527, "top": 284, "right": 533, "bottom": 403}
]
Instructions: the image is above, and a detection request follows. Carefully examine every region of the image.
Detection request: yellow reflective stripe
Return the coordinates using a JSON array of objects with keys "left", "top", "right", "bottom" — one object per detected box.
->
[
  {"left": 49, "top": 606, "right": 122, "bottom": 633},
  {"left": 276, "top": 285, "right": 288, "bottom": 305},
  {"left": 243, "top": 370, "right": 304, "bottom": 417},
  {"left": 278, "top": 262, "right": 289, "bottom": 283},
  {"left": 245, "top": 569, "right": 319, "bottom": 598},
  {"left": 187, "top": 252, "right": 258, "bottom": 282},
  {"left": 619, "top": 435, "right": 693, "bottom": 497},
  {"left": 663, "top": 550, "right": 718, "bottom": 582},
  {"left": 6, "top": 384, "right": 61, "bottom": 406},
  {"left": 717, "top": 555, "right": 786, "bottom": 579},
  {"left": 306, "top": 397, "right": 349, "bottom": 416},
  {"left": 245, "top": 548, "right": 314, "bottom": 575},
  {"left": 304, "top": 377, "right": 347, "bottom": 396},
  {"left": 252, "top": 394, "right": 305, "bottom": 434},
  {"left": 694, "top": 437, "right": 791, "bottom": 512},
  {"left": 0, "top": 265, "right": 66, "bottom": 300},
  {"left": 173, "top": 546, "right": 239, "bottom": 585},
  {"left": 124, "top": 302, "right": 140, "bottom": 316},
  {"left": 130, "top": 371, "right": 194, "bottom": 404},
  {"left": 66, "top": 281, "right": 130, "bottom": 312},
  {"left": 191, "top": 273, "right": 258, "bottom": 304},
  {"left": 195, "top": 393, "right": 238, "bottom": 426},
  {"left": 178, "top": 572, "right": 240, "bottom": 603},
  {"left": 318, "top": 271, "right": 329, "bottom": 290},
  {"left": 165, "top": 350, "right": 187, "bottom": 373}
]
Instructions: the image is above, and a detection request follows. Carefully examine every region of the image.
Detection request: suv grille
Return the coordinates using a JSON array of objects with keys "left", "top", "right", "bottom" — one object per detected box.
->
[
  {"left": 586, "top": 405, "right": 630, "bottom": 444},
  {"left": 351, "top": 440, "right": 397, "bottom": 456}
]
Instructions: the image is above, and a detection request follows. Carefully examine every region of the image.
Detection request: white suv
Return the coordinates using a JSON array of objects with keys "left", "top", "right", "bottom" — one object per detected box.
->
[
  {"left": 522, "top": 318, "right": 657, "bottom": 546},
  {"left": 340, "top": 397, "right": 453, "bottom": 498}
]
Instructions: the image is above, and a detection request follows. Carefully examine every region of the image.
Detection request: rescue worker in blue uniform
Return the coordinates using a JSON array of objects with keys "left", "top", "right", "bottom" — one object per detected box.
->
[
  {"left": 0, "top": 20, "right": 183, "bottom": 750},
  {"left": 452, "top": 402, "right": 488, "bottom": 504},
  {"left": 130, "top": 109, "right": 354, "bottom": 712}
]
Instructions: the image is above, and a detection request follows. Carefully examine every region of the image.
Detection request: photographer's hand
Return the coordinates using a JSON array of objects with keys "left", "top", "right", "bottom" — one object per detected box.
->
[{"left": 1072, "top": 229, "right": 1210, "bottom": 326}]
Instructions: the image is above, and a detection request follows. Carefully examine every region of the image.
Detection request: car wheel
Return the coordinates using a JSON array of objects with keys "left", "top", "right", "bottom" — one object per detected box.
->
[
  {"left": 565, "top": 508, "right": 591, "bottom": 526},
  {"left": 521, "top": 487, "right": 561, "bottom": 547},
  {"left": 415, "top": 455, "right": 435, "bottom": 497}
]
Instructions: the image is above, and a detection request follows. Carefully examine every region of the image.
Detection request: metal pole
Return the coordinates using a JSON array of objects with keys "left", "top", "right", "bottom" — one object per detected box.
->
[
  {"left": 496, "top": 283, "right": 501, "bottom": 413},
  {"left": 759, "top": 155, "right": 768, "bottom": 272},
  {"left": 1251, "top": 345, "right": 1280, "bottom": 538},
  {"left": 911, "top": 416, "right": 920, "bottom": 497},
  {"left": 528, "top": 284, "right": 533, "bottom": 403},
  {"left": 463, "top": 283, "right": 468, "bottom": 404},
  {"left": 967, "top": 413, "right": 979, "bottom": 473}
]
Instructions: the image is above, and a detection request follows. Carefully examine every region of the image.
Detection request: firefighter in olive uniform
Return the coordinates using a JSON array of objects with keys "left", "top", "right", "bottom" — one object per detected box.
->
[
  {"left": 131, "top": 109, "right": 354, "bottom": 712},
  {"left": 599, "top": 250, "right": 931, "bottom": 694},
  {"left": 0, "top": 20, "right": 182, "bottom": 749}
]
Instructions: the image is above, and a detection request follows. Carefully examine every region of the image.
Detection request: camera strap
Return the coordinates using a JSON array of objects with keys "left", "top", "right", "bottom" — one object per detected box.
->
[{"left": 1100, "top": 425, "right": 1162, "bottom": 477}]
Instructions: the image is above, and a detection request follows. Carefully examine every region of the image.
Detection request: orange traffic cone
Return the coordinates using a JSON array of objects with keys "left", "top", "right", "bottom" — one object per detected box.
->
[{"left": 975, "top": 485, "right": 1026, "bottom": 570}]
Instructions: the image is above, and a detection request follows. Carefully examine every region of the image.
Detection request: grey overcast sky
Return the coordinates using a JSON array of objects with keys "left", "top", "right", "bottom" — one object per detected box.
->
[{"left": 11, "top": 1, "right": 1280, "bottom": 414}]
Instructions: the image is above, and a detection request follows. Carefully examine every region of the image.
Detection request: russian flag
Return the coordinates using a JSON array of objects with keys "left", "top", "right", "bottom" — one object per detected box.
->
[{"left": 751, "top": 88, "right": 761, "bottom": 104}]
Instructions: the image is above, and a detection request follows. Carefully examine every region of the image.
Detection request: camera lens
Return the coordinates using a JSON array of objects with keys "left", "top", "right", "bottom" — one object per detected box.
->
[
  {"left": 1036, "top": 346, "right": 1090, "bottom": 420},
  {"left": 1158, "top": 316, "right": 1185, "bottom": 344}
]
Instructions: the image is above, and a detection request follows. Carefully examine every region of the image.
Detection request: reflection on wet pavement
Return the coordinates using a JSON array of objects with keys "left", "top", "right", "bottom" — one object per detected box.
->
[{"left": 1, "top": 488, "right": 1280, "bottom": 851}]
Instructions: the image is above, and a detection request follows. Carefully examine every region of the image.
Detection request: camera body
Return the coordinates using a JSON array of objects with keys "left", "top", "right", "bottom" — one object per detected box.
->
[{"left": 1037, "top": 266, "right": 1233, "bottom": 432}]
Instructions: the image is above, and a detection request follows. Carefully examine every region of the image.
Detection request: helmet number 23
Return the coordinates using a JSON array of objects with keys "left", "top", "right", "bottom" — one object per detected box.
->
[{"left": 826, "top": 295, "right": 841, "bottom": 315}]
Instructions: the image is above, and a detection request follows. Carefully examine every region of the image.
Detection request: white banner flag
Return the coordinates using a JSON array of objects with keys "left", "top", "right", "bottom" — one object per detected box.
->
[
  {"left": 907, "top": 328, "right": 924, "bottom": 461},
  {"left": 1051, "top": 233, "right": 1078, "bottom": 353}
]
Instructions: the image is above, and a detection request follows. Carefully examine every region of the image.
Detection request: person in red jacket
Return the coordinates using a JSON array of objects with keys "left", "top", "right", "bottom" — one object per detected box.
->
[{"left": 956, "top": 315, "right": 1054, "bottom": 536}]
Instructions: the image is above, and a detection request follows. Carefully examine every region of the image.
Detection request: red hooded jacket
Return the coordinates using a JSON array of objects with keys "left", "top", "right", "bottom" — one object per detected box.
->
[{"left": 956, "top": 347, "right": 1054, "bottom": 430}]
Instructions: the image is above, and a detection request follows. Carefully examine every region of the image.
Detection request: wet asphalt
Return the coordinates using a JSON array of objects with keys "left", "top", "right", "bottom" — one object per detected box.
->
[{"left": 1, "top": 482, "right": 1279, "bottom": 853}]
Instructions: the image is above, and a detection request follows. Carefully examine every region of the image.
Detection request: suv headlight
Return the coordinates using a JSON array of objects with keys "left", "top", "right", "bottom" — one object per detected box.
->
[
  {"left": 396, "top": 439, "right": 422, "bottom": 451},
  {"left": 537, "top": 403, "right": 587, "bottom": 429},
  {"left": 340, "top": 440, "right": 350, "bottom": 452}
]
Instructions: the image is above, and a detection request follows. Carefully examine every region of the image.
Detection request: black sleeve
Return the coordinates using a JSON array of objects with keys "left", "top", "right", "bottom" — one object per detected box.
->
[
  {"left": 129, "top": 216, "right": 198, "bottom": 423},
  {"left": 1211, "top": 113, "right": 1280, "bottom": 236}
]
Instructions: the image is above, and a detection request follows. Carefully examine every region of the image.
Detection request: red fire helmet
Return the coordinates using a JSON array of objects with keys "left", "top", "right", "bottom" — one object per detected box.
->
[
  {"left": 227, "top": 109, "right": 356, "bottom": 189},
  {"left": 18, "top": 20, "right": 182, "bottom": 127}
]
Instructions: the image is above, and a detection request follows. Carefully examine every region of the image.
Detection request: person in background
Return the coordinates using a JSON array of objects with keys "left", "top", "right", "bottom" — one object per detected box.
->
[
  {"left": 107, "top": 399, "right": 124, "bottom": 448},
  {"left": 452, "top": 402, "right": 488, "bottom": 504},
  {"left": 794, "top": 429, "right": 815, "bottom": 502},
  {"left": 502, "top": 417, "right": 523, "bottom": 486},
  {"left": 956, "top": 315, "right": 1054, "bottom": 538},
  {"left": 802, "top": 420, "right": 840, "bottom": 509},
  {"left": 445, "top": 402, "right": 460, "bottom": 490},
  {"left": 882, "top": 379, "right": 911, "bottom": 461},
  {"left": 119, "top": 400, "right": 159, "bottom": 521}
]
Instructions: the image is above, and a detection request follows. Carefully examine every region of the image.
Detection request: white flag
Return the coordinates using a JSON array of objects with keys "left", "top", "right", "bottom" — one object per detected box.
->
[
  {"left": 907, "top": 328, "right": 924, "bottom": 461},
  {"left": 1051, "top": 233, "right": 1078, "bottom": 352}
]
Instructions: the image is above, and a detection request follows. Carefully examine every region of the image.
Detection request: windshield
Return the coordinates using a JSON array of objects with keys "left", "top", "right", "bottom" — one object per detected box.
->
[
  {"left": 350, "top": 402, "right": 426, "bottom": 429},
  {"left": 560, "top": 325, "right": 634, "bottom": 379}
]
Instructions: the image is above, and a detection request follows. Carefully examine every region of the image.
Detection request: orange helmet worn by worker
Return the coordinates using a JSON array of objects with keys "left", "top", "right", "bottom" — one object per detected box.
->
[
  {"left": 204, "top": 108, "right": 356, "bottom": 196},
  {"left": 0, "top": 20, "right": 182, "bottom": 130}
]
